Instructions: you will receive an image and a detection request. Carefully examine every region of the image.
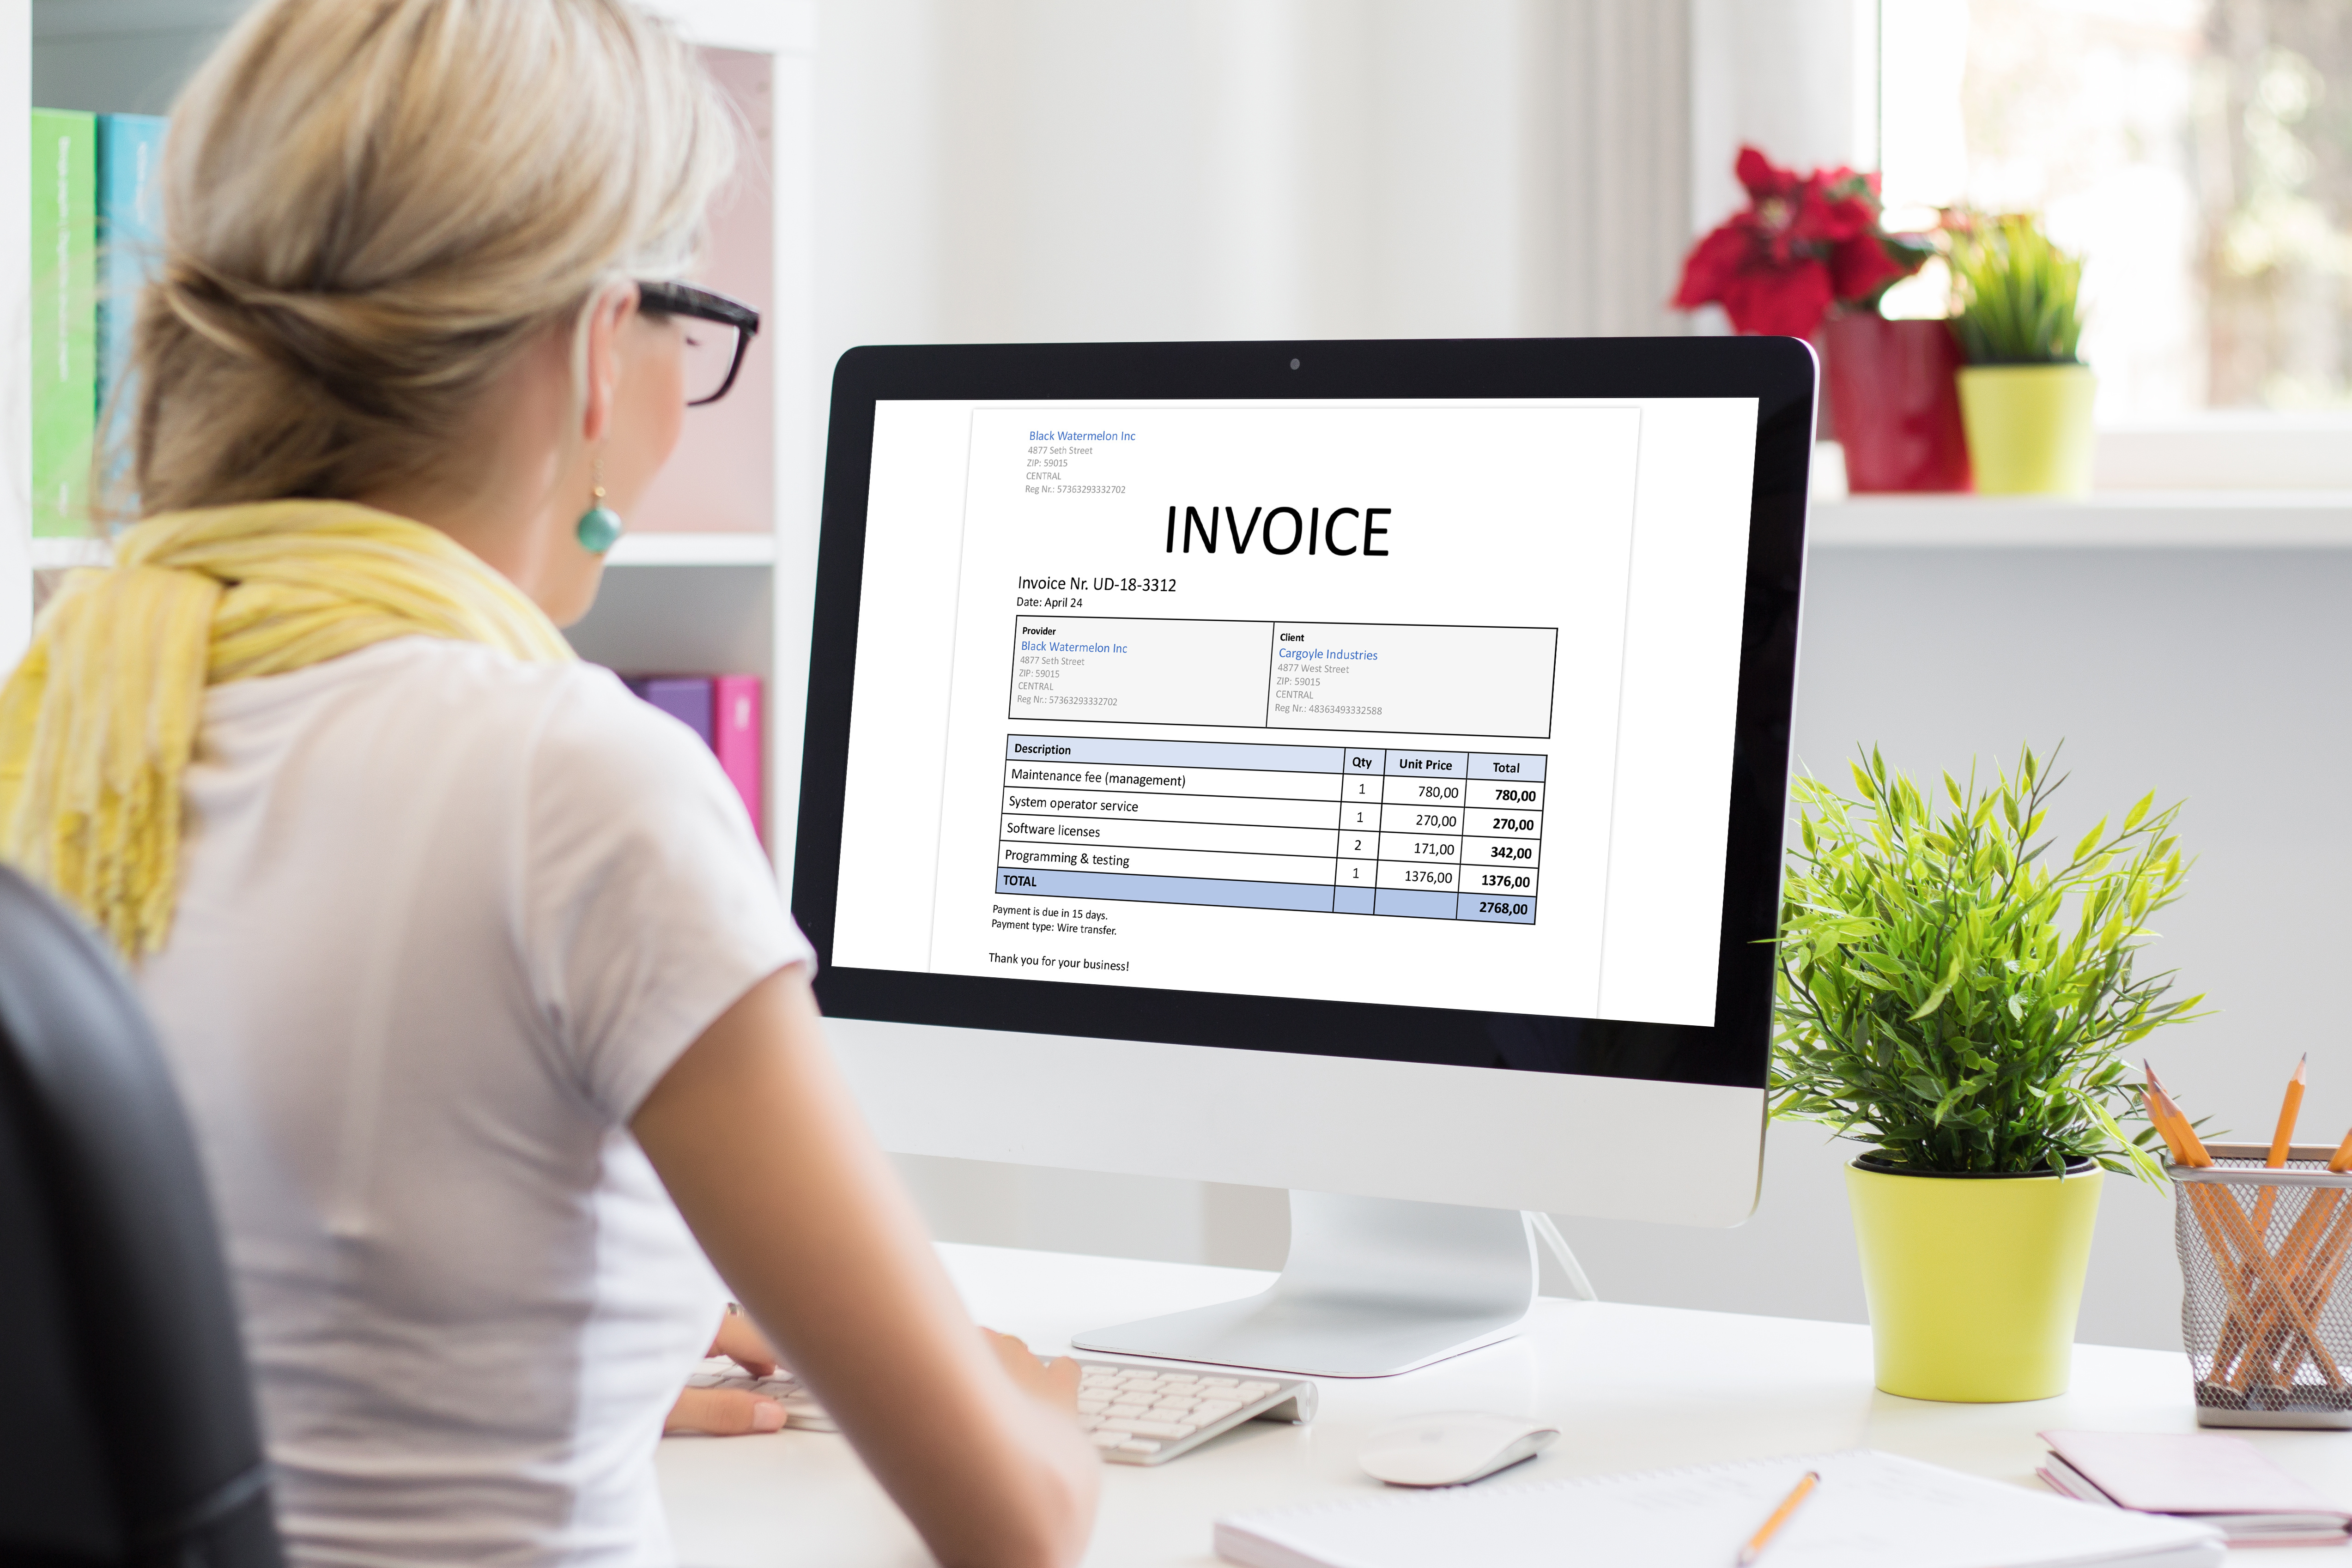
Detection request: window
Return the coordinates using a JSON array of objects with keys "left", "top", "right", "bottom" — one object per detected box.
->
[{"left": 1880, "top": 0, "right": 2352, "bottom": 423}]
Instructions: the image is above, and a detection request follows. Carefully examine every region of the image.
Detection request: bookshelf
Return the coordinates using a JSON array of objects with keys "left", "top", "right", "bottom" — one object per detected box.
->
[{"left": 7, "top": 0, "right": 816, "bottom": 878}]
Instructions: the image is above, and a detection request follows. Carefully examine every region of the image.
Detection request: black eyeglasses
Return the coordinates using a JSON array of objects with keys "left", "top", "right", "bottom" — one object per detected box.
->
[{"left": 636, "top": 280, "right": 761, "bottom": 406}]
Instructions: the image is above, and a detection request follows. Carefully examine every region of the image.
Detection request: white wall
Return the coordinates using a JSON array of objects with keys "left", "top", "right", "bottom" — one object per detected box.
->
[{"left": 812, "top": 0, "right": 1694, "bottom": 369}]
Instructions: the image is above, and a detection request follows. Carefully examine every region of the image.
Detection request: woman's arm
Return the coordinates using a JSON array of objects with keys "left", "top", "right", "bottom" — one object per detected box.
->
[{"left": 633, "top": 965, "right": 1099, "bottom": 1568}]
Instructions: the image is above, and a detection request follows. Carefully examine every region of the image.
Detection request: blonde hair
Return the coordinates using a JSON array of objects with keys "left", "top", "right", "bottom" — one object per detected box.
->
[{"left": 119, "top": 0, "right": 735, "bottom": 516}]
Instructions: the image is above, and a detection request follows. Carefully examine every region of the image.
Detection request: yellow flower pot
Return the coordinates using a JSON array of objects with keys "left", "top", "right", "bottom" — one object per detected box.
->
[
  {"left": 1956, "top": 364, "right": 2098, "bottom": 496},
  {"left": 1846, "top": 1156, "right": 2103, "bottom": 1401}
]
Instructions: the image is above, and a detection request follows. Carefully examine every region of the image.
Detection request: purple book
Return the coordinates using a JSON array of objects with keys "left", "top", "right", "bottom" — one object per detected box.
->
[{"left": 639, "top": 677, "right": 714, "bottom": 746}]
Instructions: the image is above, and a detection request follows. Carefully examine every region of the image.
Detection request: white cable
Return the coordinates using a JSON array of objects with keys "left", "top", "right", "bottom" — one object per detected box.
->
[{"left": 1527, "top": 1211, "right": 1598, "bottom": 1302}]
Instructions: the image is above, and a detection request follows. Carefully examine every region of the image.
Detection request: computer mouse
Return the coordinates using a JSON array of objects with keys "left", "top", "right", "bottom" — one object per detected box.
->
[{"left": 1357, "top": 1411, "right": 1559, "bottom": 1487}]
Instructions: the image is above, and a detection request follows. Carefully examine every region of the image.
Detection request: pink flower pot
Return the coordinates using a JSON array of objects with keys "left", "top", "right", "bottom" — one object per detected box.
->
[{"left": 1822, "top": 314, "right": 1972, "bottom": 493}]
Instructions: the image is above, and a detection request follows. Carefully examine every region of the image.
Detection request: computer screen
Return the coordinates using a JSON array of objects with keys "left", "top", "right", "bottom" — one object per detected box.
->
[{"left": 795, "top": 339, "right": 1812, "bottom": 1102}]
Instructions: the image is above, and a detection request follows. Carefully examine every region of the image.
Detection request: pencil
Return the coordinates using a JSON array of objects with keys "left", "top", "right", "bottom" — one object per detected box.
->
[
  {"left": 2150, "top": 1084, "right": 2212, "bottom": 1167},
  {"left": 2145, "top": 1082, "right": 2188, "bottom": 1163},
  {"left": 2203, "top": 1170, "right": 2336, "bottom": 1383},
  {"left": 2269, "top": 1057, "right": 2309, "bottom": 1166},
  {"left": 2146, "top": 1072, "right": 2262, "bottom": 1371},
  {"left": 2237, "top": 1077, "right": 2330, "bottom": 1387},
  {"left": 2251, "top": 1055, "right": 2308, "bottom": 1235},
  {"left": 2233, "top": 1165, "right": 2339, "bottom": 1382},
  {"left": 1734, "top": 1471, "right": 1819, "bottom": 1567},
  {"left": 2232, "top": 1198, "right": 2335, "bottom": 1390},
  {"left": 2286, "top": 1194, "right": 2352, "bottom": 1382},
  {"left": 2148, "top": 1080, "right": 2259, "bottom": 1376},
  {"left": 2267, "top": 1128, "right": 2352, "bottom": 1385},
  {"left": 2261, "top": 1191, "right": 2352, "bottom": 1389}
]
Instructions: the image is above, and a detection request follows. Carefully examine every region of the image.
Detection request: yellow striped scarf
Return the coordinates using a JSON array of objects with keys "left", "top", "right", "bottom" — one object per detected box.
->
[{"left": 0, "top": 499, "right": 573, "bottom": 956}]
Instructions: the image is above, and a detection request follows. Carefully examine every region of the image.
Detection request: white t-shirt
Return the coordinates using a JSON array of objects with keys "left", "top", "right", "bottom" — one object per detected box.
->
[{"left": 138, "top": 636, "right": 810, "bottom": 1568}]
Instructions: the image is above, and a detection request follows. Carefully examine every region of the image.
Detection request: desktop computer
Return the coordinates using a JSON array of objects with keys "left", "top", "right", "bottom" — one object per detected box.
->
[{"left": 791, "top": 336, "right": 1816, "bottom": 1377}]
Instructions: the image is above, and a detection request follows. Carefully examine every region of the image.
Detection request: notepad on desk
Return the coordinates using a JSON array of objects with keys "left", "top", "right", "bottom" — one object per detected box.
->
[
  {"left": 2038, "top": 1429, "right": 2352, "bottom": 1548},
  {"left": 1214, "top": 1449, "right": 2224, "bottom": 1568}
]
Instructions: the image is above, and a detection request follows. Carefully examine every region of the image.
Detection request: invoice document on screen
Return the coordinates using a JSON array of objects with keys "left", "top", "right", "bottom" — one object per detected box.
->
[{"left": 834, "top": 398, "right": 1757, "bottom": 1028}]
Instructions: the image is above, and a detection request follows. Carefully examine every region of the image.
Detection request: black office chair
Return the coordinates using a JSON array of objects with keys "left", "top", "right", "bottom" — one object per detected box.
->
[{"left": 0, "top": 864, "right": 284, "bottom": 1567}]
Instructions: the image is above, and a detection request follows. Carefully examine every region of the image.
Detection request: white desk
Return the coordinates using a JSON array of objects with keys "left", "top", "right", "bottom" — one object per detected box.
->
[{"left": 657, "top": 1243, "right": 2352, "bottom": 1567}]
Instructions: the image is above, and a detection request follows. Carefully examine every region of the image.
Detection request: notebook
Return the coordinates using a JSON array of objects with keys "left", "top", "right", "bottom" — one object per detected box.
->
[
  {"left": 96, "top": 113, "right": 167, "bottom": 425},
  {"left": 634, "top": 677, "right": 715, "bottom": 746},
  {"left": 1213, "top": 1449, "right": 2224, "bottom": 1568},
  {"left": 31, "top": 108, "right": 96, "bottom": 539},
  {"left": 2039, "top": 1429, "right": 2352, "bottom": 1547}
]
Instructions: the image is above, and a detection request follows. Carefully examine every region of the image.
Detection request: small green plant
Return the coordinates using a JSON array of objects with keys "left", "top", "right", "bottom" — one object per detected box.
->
[
  {"left": 1950, "top": 213, "right": 2085, "bottom": 365},
  {"left": 1772, "top": 745, "right": 2200, "bottom": 1183}
]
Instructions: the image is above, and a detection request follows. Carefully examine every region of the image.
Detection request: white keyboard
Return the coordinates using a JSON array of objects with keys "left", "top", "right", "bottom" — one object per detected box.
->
[
  {"left": 688, "top": 1356, "right": 1317, "bottom": 1465},
  {"left": 1069, "top": 1360, "right": 1317, "bottom": 1464}
]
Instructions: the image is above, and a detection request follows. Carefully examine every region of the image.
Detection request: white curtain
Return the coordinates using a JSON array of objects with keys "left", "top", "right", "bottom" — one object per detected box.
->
[{"left": 817, "top": 0, "right": 1699, "bottom": 360}]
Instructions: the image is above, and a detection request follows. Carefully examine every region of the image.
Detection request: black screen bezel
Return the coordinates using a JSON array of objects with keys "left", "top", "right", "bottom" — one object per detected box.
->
[{"left": 791, "top": 337, "right": 1813, "bottom": 1091}]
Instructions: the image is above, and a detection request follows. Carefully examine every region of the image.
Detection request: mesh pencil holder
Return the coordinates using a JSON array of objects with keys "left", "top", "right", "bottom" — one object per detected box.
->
[{"left": 2174, "top": 1146, "right": 2352, "bottom": 1429}]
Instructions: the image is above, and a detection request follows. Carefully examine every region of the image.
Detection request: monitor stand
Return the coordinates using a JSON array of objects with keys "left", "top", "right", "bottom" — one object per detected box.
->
[{"left": 1070, "top": 1191, "right": 1539, "bottom": 1378}]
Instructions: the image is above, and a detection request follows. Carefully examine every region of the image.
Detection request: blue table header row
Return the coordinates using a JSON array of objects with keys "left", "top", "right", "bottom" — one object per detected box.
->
[
  {"left": 1006, "top": 735, "right": 1341, "bottom": 774},
  {"left": 1007, "top": 735, "right": 1546, "bottom": 781}
]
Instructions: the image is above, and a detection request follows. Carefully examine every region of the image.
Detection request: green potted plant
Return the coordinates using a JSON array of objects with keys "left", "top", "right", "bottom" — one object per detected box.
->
[
  {"left": 1774, "top": 746, "right": 2201, "bottom": 1401},
  {"left": 1949, "top": 214, "right": 2096, "bottom": 495}
]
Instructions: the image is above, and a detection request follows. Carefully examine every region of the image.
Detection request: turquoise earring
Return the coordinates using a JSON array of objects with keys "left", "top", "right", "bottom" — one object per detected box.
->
[{"left": 576, "top": 456, "right": 622, "bottom": 554}]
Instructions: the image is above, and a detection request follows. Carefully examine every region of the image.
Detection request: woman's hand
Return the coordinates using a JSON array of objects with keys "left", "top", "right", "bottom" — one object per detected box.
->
[
  {"left": 665, "top": 1385, "right": 785, "bottom": 1436},
  {"left": 714, "top": 1305, "right": 781, "bottom": 1376},
  {"left": 982, "top": 1329, "right": 1080, "bottom": 1414},
  {"left": 665, "top": 1321, "right": 1071, "bottom": 1441},
  {"left": 663, "top": 1308, "right": 790, "bottom": 1437}
]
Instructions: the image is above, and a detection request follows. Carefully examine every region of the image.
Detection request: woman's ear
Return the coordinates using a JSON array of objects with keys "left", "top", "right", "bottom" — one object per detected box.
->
[{"left": 579, "top": 282, "right": 640, "bottom": 445}]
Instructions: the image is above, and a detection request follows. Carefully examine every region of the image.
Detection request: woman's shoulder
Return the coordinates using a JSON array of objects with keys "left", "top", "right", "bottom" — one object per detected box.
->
[
  {"left": 208, "top": 632, "right": 603, "bottom": 715},
  {"left": 206, "top": 635, "right": 720, "bottom": 805},
  {"left": 230, "top": 635, "right": 676, "bottom": 743}
]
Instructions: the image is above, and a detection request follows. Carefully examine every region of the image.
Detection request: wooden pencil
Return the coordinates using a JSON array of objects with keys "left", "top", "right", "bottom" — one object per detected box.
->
[
  {"left": 2144, "top": 1074, "right": 2261, "bottom": 1379},
  {"left": 2266, "top": 1131, "right": 2352, "bottom": 1387},
  {"left": 2268, "top": 1201, "right": 2352, "bottom": 1388},
  {"left": 2231, "top": 1183, "right": 2334, "bottom": 1385},
  {"left": 2251, "top": 1055, "right": 2308, "bottom": 1236},
  {"left": 2224, "top": 1059, "right": 2313, "bottom": 1386},
  {"left": 2257, "top": 1128, "right": 2352, "bottom": 1385}
]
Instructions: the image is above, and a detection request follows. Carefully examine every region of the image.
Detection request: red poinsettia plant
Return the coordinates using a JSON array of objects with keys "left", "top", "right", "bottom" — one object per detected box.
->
[{"left": 1674, "top": 146, "right": 1935, "bottom": 339}]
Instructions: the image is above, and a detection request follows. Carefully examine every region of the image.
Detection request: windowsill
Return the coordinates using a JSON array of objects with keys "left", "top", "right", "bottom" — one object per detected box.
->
[{"left": 1811, "top": 491, "right": 2352, "bottom": 548}]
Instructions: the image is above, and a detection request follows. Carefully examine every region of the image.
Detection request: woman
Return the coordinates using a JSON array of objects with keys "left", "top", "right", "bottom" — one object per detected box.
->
[{"left": 0, "top": 2, "right": 1098, "bottom": 1565}]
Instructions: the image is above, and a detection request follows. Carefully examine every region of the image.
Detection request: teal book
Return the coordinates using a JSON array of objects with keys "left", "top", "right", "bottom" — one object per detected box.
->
[
  {"left": 31, "top": 108, "right": 96, "bottom": 539},
  {"left": 96, "top": 113, "right": 166, "bottom": 454}
]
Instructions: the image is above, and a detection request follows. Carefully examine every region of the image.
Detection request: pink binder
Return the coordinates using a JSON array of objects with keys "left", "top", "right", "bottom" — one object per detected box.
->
[{"left": 712, "top": 674, "right": 763, "bottom": 843}]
